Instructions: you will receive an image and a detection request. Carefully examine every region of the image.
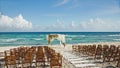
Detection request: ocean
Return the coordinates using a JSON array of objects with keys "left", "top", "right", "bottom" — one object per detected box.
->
[{"left": 0, "top": 32, "right": 120, "bottom": 46}]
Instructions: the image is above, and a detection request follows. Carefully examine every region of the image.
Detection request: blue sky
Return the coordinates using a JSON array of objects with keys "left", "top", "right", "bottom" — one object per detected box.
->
[{"left": 0, "top": 0, "right": 120, "bottom": 32}]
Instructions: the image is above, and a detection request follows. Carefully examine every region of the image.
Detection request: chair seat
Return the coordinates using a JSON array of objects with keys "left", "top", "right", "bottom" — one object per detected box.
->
[
  {"left": 22, "top": 60, "right": 32, "bottom": 63},
  {"left": 51, "top": 61, "right": 61, "bottom": 66},
  {"left": 6, "top": 61, "right": 16, "bottom": 65},
  {"left": 36, "top": 58, "right": 45, "bottom": 62}
]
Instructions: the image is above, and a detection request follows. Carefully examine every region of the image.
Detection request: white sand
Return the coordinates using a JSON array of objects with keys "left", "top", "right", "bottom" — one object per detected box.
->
[
  {"left": 0, "top": 46, "right": 20, "bottom": 52},
  {"left": 0, "top": 42, "right": 120, "bottom": 68},
  {"left": 0, "top": 45, "right": 29, "bottom": 52},
  {"left": 0, "top": 42, "right": 120, "bottom": 52},
  {"left": 50, "top": 42, "right": 120, "bottom": 68},
  {"left": 76, "top": 42, "right": 120, "bottom": 45}
]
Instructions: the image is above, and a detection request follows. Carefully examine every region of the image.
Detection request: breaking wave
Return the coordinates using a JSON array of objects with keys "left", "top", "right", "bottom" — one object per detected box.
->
[
  {"left": 0, "top": 39, "right": 18, "bottom": 42},
  {"left": 108, "top": 34, "right": 120, "bottom": 36}
]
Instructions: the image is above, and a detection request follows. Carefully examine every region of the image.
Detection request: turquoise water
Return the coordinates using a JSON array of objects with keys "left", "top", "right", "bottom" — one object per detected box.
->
[{"left": 0, "top": 32, "right": 120, "bottom": 46}]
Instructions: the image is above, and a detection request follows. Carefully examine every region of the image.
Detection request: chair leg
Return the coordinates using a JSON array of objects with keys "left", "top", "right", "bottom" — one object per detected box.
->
[
  {"left": 6, "top": 65, "right": 8, "bottom": 68},
  {"left": 14, "top": 64, "right": 16, "bottom": 68},
  {"left": 22, "top": 63, "right": 23, "bottom": 68},
  {"left": 36, "top": 62, "right": 37, "bottom": 67},
  {"left": 43, "top": 62, "right": 45, "bottom": 68},
  {"left": 50, "top": 66, "right": 52, "bottom": 68},
  {"left": 117, "top": 60, "right": 120, "bottom": 67},
  {"left": 4, "top": 64, "right": 6, "bottom": 68},
  {"left": 30, "top": 63, "right": 32, "bottom": 67}
]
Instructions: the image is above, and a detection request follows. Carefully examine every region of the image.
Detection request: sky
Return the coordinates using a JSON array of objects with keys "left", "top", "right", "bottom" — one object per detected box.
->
[{"left": 0, "top": 0, "right": 120, "bottom": 32}]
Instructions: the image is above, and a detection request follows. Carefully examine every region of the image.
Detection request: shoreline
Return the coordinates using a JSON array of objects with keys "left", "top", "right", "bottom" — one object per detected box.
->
[{"left": 0, "top": 41, "right": 120, "bottom": 52}]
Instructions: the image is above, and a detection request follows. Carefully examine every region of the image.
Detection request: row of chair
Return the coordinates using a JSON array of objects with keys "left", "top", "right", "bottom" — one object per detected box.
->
[
  {"left": 4, "top": 46, "right": 36, "bottom": 68},
  {"left": 44, "top": 46, "right": 62, "bottom": 68},
  {"left": 0, "top": 46, "right": 62, "bottom": 68},
  {"left": 72, "top": 44, "right": 120, "bottom": 67}
]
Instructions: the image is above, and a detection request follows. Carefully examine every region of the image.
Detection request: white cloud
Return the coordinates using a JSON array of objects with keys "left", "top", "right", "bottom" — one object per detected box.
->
[
  {"left": 39, "top": 18, "right": 120, "bottom": 32},
  {"left": 69, "top": 21, "right": 77, "bottom": 28},
  {"left": 2, "top": 14, "right": 119, "bottom": 32},
  {"left": 0, "top": 14, "right": 32, "bottom": 32},
  {"left": 79, "top": 18, "right": 120, "bottom": 32},
  {"left": 53, "top": 0, "right": 70, "bottom": 7},
  {"left": 53, "top": 0, "right": 80, "bottom": 8},
  {"left": 42, "top": 19, "right": 66, "bottom": 31}
]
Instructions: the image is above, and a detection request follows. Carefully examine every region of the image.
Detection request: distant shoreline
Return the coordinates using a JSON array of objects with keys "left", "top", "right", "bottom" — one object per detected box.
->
[
  {"left": 0, "top": 41, "right": 120, "bottom": 52},
  {"left": 0, "top": 41, "right": 120, "bottom": 47}
]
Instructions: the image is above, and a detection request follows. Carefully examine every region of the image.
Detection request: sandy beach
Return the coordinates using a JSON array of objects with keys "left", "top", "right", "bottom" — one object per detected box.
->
[
  {"left": 0, "top": 46, "right": 20, "bottom": 52},
  {"left": 51, "top": 42, "right": 120, "bottom": 68},
  {"left": 0, "top": 42, "right": 120, "bottom": 52},
  {"left": 0, "top": 42, "right": 120, "bottom": 68}
]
